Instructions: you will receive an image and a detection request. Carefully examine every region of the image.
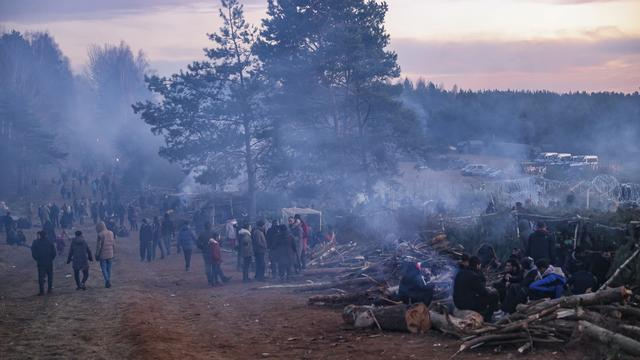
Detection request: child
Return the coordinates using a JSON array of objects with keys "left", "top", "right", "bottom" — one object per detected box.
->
[
  {"left": 209, "top": 232, "right": 229, "bottom": 285},
  {"left": 56, "top": 230, "right": 68, "bottom": 256}
]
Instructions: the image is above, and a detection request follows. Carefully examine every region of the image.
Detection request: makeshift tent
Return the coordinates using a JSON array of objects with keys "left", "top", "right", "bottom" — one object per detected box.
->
[{"left": 282, "top": 207, "right": 322, "bottom": 230}]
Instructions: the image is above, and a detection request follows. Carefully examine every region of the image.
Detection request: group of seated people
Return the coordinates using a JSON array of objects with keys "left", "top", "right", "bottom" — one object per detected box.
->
[{"left": 395, "top": 249, "right": 600, "bottom": 323}]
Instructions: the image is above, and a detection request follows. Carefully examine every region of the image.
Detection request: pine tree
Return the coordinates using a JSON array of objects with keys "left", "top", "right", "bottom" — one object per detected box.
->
[{"left": 134, "top": 0, "right": 268, "bottom": 219}]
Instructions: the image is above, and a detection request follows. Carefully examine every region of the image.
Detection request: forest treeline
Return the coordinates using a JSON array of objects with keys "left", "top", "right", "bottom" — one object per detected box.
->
[{"left": 1, "top": 0, "right": 639, "bottom": 216}]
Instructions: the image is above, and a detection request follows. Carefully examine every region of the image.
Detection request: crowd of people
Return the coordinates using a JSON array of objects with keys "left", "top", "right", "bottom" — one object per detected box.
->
[
  {"left": 394, "top": 218, "right": 613, "bottom": 323},
  {"left": 8, "top": 183, "right": 333, "bottom": 295}
]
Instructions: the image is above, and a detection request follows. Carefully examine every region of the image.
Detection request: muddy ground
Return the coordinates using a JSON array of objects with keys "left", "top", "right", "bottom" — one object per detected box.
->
[{"left": 1, "top": 226, "right": 589, "bottom": 360}]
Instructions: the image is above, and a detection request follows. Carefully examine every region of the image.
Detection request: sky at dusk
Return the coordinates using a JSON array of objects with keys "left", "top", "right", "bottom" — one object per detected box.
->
[{"left": 1, "top": 0, "right": 639, "bottom": 92}]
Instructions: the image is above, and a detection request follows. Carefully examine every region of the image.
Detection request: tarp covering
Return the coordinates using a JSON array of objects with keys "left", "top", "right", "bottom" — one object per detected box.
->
[{"left": 282, "top": 207, "right": 322, "bottom": 229}]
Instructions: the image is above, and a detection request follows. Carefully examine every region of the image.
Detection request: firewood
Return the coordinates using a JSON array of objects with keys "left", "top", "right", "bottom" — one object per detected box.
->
[
  {"left": 342, "top": 303, "right": 431, "bottom": 333},
  {"left": 521, "top": 286, "right": 631, "bottom": 315},
  {"left": 618, "top": 324, "right": 640, "bottom": 341},
  {"left": 577, "top": 320, "right": 640, "bottom": 357}
]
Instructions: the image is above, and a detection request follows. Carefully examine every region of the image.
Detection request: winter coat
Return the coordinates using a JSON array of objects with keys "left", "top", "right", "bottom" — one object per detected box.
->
[
  {"left": 300, "top": 221, "right": 309, "bottom": 251},
  {"left": 177, "top": 226, "right": 196, "bottom": 250},
  {"left": 529, "top": 266, "right": 566, "bottom": 299},
  {"left": 139, "top": 223, "right": 153, "bottom": 244},
  {"left": 161, "top": 218, "right": 174, "bottom": 236},
  {"left": 399, "top": 265, "right": 435, "bottom": 304},
  {"left": 568, "top": 270, "right": 597, "bottom": 295},
  {"left": 197, "top": 229, "right": 216, "bottom": 251},
  {"left": 67, "top": 235, "right": 93, "bottom": 270},
  {"left": 210, "top": 239, "right": 222, "bottom": 264},
  {"left": 527, "top": 229, "right": 556, "bottom": 263},
  {"left": 252, "top": 228, "right": 267, "bottom": 255},
  {"left": 238, "top": 228, "right": 253, "bottom": 258},
  {"left": 273, "top": 226, "right": 296, "bottom": 266},
  {"left": 96, "top": 222, "right": 116, "bottom": 260},
  {"left": 290, "top": 223, "right": 304, "bottom": 258},
  {"left": 453, "top": 267, "right": 492, "bottom": 311},
  {"left": 266, "top": 227, "right": 278, "bottom": 252},
  {"left": 31, "top": 237, "right": 56, "bottom": 267},
  {"left": 43, "top": 221, "right": 56, "bottom": 244}
]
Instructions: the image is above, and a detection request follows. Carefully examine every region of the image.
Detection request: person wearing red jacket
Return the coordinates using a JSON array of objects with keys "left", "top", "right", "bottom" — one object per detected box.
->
[{"left": 209, "top": 232, "right": 230, "bottom": 286}]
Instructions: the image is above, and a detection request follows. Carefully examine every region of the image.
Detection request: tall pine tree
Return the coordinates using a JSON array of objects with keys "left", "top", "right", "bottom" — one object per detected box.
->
[{"left": 134, "top": 0, "right": 269, "bottom": 219}]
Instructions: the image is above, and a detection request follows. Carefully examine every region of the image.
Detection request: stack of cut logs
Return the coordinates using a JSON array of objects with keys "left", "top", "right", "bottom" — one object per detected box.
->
[{"left": 341, "top": 286, "right": 640, "bottom": 358}]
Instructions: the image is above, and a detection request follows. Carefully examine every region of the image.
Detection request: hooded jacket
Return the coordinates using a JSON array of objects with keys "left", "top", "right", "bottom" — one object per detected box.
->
[
  {"left": 96, "top": 221, "right": 115, "bottom": 260},
  {"left": 67, "top": 235, "right": 93, "bottom": 270},
  {"left": 529, "top": 265, "right": 566, "bottom": 299},
  {"left": 238, "top": 228, "right": 253, "bottom": 258},
  {"left": 31, "top": 237, "right": 56, "bottom": 267},
  {"left": 177, "top": 226, "right": 196, "bottom": 250},
  {"left": 252, "top": 228, "right": 267, "bottom": 255}
]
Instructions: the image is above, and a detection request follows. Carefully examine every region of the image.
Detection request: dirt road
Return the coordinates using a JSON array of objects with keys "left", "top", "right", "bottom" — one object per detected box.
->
[{"left": 1, "top": 226, "right": 587, "bottom": 359}]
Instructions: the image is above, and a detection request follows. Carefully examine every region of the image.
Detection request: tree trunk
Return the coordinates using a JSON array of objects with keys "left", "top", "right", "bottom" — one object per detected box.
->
[
  {"left": 343, "top": 304, "right": 431, "bottom": 333},
  {"left": 521, "top": 286, "right": 631, "bottom": 315},
  {"left": 243, "top": 121, "right": 257, "bottom": 222},
  {"left": 578, "top": 320, "right": 640, "bottom": 356}
]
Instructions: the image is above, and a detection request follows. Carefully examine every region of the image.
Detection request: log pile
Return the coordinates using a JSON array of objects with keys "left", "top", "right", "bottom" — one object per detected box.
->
[
  {"left": 337, "top": 286, "right": 640, "bottom": 357},
  {"left": 434, "top": 286, "right": 640, "bottom": 357}
]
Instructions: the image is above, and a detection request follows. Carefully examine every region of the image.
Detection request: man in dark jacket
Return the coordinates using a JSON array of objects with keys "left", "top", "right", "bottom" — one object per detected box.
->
[
  {"left": 453, "top": 256, "right": 499, "bottom": 321},
  {"left": 31, "top": 231, "right": 57, "bottom": 295},
  {"left": 273, "top": 224, "right": 295, "bottom": 281},
  {"left": 43, "top": 219, "right": 56, "bottom": 244},
  {"left": 527, "top": 222, "right": 556, "bottom": 264},
  {"left": 266, "top": 220, "right": 279, "bottom": 278},
  {"left": 66, "top": 231, "right": 93, "bottom": 290},
  {"left": 252, "top": 220, "right": 268, "bottom": 282},
  {"left": 50, "top": 203, "right": 60, "bottom": 228},
  {"left": 139, "top": 218, "right": 153, "bottom": 262},
  {"left": 398, "top": 262, "right": 434, "bottom": 305}
]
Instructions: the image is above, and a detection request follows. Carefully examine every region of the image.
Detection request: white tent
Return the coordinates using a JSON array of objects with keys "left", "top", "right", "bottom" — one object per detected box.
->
[{"left": 281, "top": 207, "right": 322, "bottom": 230}]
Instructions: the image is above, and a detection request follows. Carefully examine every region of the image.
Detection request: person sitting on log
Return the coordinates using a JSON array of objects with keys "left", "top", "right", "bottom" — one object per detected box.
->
[
  {"left": 398, "top": 262, "right": 435, "bottom": 306},
  {"left": 567, "top": 262, "right": 597, "bottom": 295},
  {"left": 493, "top": 259, "right": 523, "bottom": 303},
  {"left": 528, "top": 259, "right": 566, "bottom": 300},
  {"left": 453, "top": 256, "right": 499, "bottom": 322},
  {"left": 501, "top": 257, "right": 540, "bottom": 313}
]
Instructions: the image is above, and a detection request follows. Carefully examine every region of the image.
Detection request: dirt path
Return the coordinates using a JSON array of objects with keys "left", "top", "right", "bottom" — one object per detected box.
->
[{"left": 1, "top": 226, "right": 587, "bottom": 359}]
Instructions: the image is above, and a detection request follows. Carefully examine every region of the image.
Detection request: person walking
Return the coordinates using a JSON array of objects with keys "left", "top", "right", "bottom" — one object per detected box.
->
[
  {"left": 209, "top": 232, "right": 230, "bottom": 285},
  {"left": 161, "top": 213, "right": 174, "bottom": 256},
  {"left": 95, "top": 221, "right": 115, "bottom": 288},
  {"left": 252, "top": 220, "right": 268, "bottom": 282},
  {"left": 66, "top": 230, "right": 93, "bottom": 290},
  {"left": 238, "top": 223, "right": 253, "bottom": 283},
  {"left": 151, "top": 216, "right": 164, "bottom": 260},
  {"left": 198, "top": 222, "right": 216, "bottom": 285},
  {"left": 177, "top": 222, "right": 196, "bottom": 272},
  {"left": 31, "top": 231, "right": 56, "bottom": 295},
  {"left": 139, "top": 218, "right": 153, "bottom": 262}
]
